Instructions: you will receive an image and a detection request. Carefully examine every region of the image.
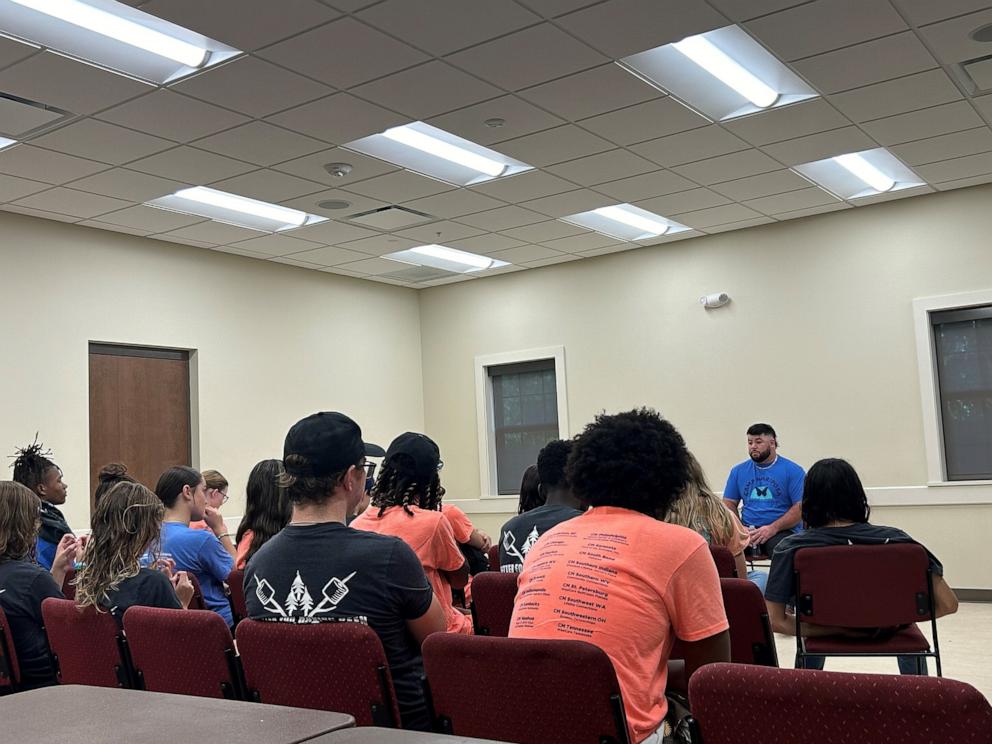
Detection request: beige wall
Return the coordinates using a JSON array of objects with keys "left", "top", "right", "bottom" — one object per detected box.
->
[
  {"left": 0, "top": 211, "right": 424, "bottom": 530},
  {"left": 421, "top": 185, "right": 992, "bottom": 590}
]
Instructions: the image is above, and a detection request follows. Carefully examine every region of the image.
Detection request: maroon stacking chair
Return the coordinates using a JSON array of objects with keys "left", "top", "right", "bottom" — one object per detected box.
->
[
  {"left": 470, "top": 571, "right": 517, "bottom": 636},
  {"left": 123, "top": 606, "right": 245, "bottom": 699},
  {"left": 0, "top": 606, "right": 21, "bottom": 693},
  {"left": 60, "top": 566, "right": 77, "bottom": 601},
  {"left": 708, "top": 545, "right": 738, "bottom": 578},
  {"left": 422, "top": 633, "right": 631, "bottom": 744},
  {"left": 41, "top": 598, "right": 135, "bottom": 688},
  {"left": 487, "top": 545, "right": 500, "bottom": 571},
  {"left": 689, "top": 663, "right": 992, "bottom": 744},
  {"left": 720, "top": 578, "right": 778, "bottom": 667},
  {"left": 185, "top": 572, "right": 207, "bottom": 611},
  {"left": 237, "top": 619, "right": 400, "bottom": 727},
  {"left": 793, "top": 543, "right": 941, "bottom": 675},
  {"left": 227, "top": 568, "right": 247, "bottom": 625}
]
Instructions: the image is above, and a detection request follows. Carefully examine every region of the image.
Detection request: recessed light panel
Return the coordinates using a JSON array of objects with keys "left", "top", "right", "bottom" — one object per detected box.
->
[
  {"left": 561, "top": 204, "right": 691, "bottom": 241},
  {"left": 794, "top": 148, "right": 925, "bottom": 200},
  {"left": 343, "top": 122, "right": 533, "bottom": 187},
  {"left": 0, "top": 0, "right": 241, "bottom": 84},
  {"left": 146, "top": 187, "right": 328, "bottom": 232},
  {"left": 619, "top": 25, "right": 818, "bottom": 121},
  {"left": 0, "top": 136, "right": 16, "bottom": 151},
  {"left": 384, "top": 244, "right": 509, "bottom": 274}
]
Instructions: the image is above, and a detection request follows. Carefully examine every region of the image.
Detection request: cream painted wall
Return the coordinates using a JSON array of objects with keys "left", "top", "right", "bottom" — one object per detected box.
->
[
  {"left": 0, "top": 211, "right": 424, "bottom": 531},
  {"left": 421, "top": 185, "right": 992, "bottom": 590}
]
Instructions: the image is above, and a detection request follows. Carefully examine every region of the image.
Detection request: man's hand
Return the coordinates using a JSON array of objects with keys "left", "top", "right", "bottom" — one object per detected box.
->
[{"left": 748, "top": 524, "right": 777, "bottom": 546}]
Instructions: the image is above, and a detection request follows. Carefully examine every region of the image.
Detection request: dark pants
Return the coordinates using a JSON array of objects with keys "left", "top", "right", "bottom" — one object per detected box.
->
[
  {"left": 798, "top": 655, "right": 928, "bottom": 675},
  {"left": 745, "top": 528, "right": 793, "bottom": 559}
]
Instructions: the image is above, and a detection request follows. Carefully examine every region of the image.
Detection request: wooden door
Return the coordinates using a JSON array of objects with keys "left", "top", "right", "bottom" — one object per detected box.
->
[{"left": 88, "top": 344, "right": 192, "bottom": 515}]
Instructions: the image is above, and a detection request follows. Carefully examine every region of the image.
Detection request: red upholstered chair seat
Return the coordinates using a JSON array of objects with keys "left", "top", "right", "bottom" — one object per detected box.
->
[
  {"left": 804, "top": 625, "right": 930, "bottom": 655},
  {"left": 469, "top": 571, "right": 517, "bottom": 636}
]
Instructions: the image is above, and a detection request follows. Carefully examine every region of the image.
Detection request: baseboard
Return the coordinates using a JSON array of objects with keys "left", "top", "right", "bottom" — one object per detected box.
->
[{"left": 953, "top": 588, "right": 992, "bottom": 602}]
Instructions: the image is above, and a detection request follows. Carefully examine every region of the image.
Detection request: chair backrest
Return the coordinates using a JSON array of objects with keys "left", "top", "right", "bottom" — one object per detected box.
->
[
  {"left": 794, "top": 543, "right": 932, "bottom": 627},
  {"left": 487, "top": 544, "right": 500, "bottom": 572},
  {"left": 227, "top": 568, "right": 247, "bottom": 624},
  {"left": 41, "top": 598, "right": 133, "bottom": 688},
  {"left": 185, "top": 572, "right": 207, "bottom": 611},
  {"left": 470, "top": 572, "right": 517, "bottom": 636},
  {"left": 708, "top": 545, "right": 737, "bottom": 578},
  {"left": 720, "top": 578, "right": 778, "bottom": 667},
  {"left": 423, "top": 634, "right": 631, "bottom": 744},
  {"left": 0, "top": 605, "right": 21, "bottom": 689},
  {"left": 237, "top": 619, "right": 401, "bottom": 727},
  {"left": 123, "top": 606, "right": 243, "bottom": 699},
  {"left": 60, "top": 566, "right": 77, "bottom": 601},
  {"left": 689, "top": 663, "right": 992, "bottom": 744}
]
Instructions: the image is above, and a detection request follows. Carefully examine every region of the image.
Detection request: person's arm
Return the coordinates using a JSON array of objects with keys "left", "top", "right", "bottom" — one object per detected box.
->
[
  {"left": 733, "top": 551, "right": 748, "bottom": 580},
  {"left": 681, "top": 629, "right": 730, "bottom": 680},
  {"left": 435, "top": 517, "right": 470, "bottom": 588},
  {"left": 203, "top": 506, "right": 237, "bottom": 560},
  {"left": 466, "top": 528, "right": 491, "bottom": 552},
  {"left": 171, "top": 571, "right": 194, "bottom": 609},
  {"left": 766, "top": 600, "right": 849, "bottom": 637},
  {"left": 722, "top": 468, "right": 740, "bottom": 515},
  {"left": 406, "top": 596, "right": 446, "bottom": 646},
  {"left": 751, "top": 502, "right": 802, "bottom": 546},
  {"left": 48, "top": 534, "right": 78, "bottom": 588},
  {"left": 932, "top": 575, "right": 959, "bottom": 618}
]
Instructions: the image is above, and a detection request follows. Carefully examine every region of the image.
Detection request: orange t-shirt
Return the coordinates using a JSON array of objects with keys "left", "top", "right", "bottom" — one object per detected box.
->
[
  {"left": 441, "top": 504, "right": 474, "bottom": 544},
  {"left": 509, "top": 506, "right": 728, "bottom": 743},
  {"left": 188, "top": 520, "right": 209, "bottom": 531},
  {"left": 235, "top": 529, "right": 254, "bottom": 570},
  {"left": 352, "top": 505, "right": 472, "bottom": 634}
]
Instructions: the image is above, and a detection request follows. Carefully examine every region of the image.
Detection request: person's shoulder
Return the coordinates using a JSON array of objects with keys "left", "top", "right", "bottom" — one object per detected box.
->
[
  {"left": 135, "top": 566, "right": 173, "bottom": 586},
  {"left": 777, "top": 456, "right": 806, "bottom": 474},
  {"left": 0, "top": 559, "right": 51, "bottom": 582}
]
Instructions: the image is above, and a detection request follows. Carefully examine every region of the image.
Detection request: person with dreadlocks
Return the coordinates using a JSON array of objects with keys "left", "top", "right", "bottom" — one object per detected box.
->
[
  {"left": 11, "top": 438, "right": 73, "bottom": 570},
  {"left": 352, "top": 432, "right": 473, "bottom": 634}
]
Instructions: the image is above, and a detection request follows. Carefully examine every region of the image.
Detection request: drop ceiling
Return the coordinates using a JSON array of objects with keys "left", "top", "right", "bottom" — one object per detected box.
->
[{"left": 2, "top": 0, "right": 992, "bottom": 287}]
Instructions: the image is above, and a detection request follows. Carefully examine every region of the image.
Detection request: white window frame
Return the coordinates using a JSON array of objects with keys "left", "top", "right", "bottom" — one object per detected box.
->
[{"left": 474, "top": 345, "right": 569, "bottom": 502}]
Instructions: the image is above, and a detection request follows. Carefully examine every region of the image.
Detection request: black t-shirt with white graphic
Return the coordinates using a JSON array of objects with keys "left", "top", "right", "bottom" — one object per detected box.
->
[
  {"left": 244, "top": 522, "right": 434, "bottom": 730},
  {"left": 498, "top": 504, "right": 583, "bottom": 573},
  {"left": 764, "top": 522, "right": 944, "bottom": 604},
  {"left": 102, "top": 568, "right": 182, "bottom": 623},
  {"left": 0, "top": 558, "right": 62, "bottom": 689}
]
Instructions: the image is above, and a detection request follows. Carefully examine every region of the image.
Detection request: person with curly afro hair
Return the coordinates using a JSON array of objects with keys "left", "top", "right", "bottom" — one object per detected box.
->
[{"left": 509, "top": 408, "right": 730, "bottom": 744}]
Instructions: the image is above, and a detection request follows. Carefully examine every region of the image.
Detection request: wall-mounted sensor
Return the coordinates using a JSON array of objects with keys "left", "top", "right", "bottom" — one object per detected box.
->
[{"left": 700, "top": 292, "right": 730, "bottom": 309}]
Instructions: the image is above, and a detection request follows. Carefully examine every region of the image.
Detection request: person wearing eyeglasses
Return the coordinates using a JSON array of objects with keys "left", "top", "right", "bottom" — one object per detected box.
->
[
  {"left": 189, "top": 469, "right": 229, "bottom": 531},
  {"left": 346, "top": 444, "right": 386, "bottom": 525}
]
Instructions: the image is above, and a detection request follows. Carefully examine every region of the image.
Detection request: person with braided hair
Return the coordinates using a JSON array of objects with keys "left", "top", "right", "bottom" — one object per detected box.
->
[
  {"left": 352, "top": 432, "right": 472, "bottom": 635},
  {"left": 10, "top": 438, "right": 73, "bottom": 570}
]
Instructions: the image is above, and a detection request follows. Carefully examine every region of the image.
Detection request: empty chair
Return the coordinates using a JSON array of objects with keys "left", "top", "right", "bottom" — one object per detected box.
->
[
  {"left": 708, "top": 545, "right": 737, "bottom": 578},
  {"left": 487, "top": 545, "right": 500, "bottom": 572},
  {"left": 227, "top": 568, "right": 247, "bottom": 625},
  {"left": 793, "top": 543, "right": 940, "bottom": 675},
  {"left": 720, "top": 578, "right": 777, "bottom": 667},
  {"left": 470, "top": 572, "right": 517, "bottom": 636},
  {"left": 423, "top": 633, "right": 631, "bottom": 744},
  {"left": 0, "top": 606, "right": 20, "bottom": 693},
  {"left": 689, "top": 663, "right": 992, "bottom": 744},
  {"left": 40, "top": 598, "right": 134, "bottom": 688},
  {"left": 237, "top": 619, "right": 400, "bottom": 727},
  {"left": 123, "top": 606, "right": 244, "bottom": 699}
]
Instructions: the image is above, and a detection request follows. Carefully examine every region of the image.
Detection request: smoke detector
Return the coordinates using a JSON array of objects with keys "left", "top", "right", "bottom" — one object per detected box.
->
[{"left": 323, "top": 162, "right": 353, "bottom": 178}]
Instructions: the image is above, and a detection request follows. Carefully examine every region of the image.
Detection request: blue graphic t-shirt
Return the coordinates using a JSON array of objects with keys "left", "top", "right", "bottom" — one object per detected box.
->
[
  {"left": 159, "top": 522, "right": 234, "bottom": 625},
  {"left": 723, "top": 455, "right": 805, "bottom": 532}
]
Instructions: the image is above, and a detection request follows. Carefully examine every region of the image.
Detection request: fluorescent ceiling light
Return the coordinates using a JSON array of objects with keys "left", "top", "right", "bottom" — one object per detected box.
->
[
  {"left": 384, "top": 244, "right": 509, "bottom": 274},
  {"left": 833, "top": 153, "right": 895, "bottom": 193},
  {"left": 0, "top": 0, "right": 241, "bottom": 84},
  {"left": 793, "top": 148, "right": 923, "bottom": 200},
  {"left": 0, "top": 136, "right": 16, "bottom": 151},
  {"left": 343, "top": 122, "right": 532, "bottom": 187},
  {"left": 562, "top": 204, "right": 691, "bottom": 242},
  {"left": 145, "top": 187, "right": 327, "bottom": 233},
  {"left": 672, "top": 34, "right": 777, "bottom": 108}
]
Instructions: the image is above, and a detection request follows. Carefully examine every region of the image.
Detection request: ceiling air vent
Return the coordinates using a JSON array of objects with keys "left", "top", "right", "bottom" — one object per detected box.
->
[
  {"left": 378, "top": 265, "right": 460, "bottom": 283},
  {"left": 962, "top": 55, "right": 992, "bottom": 93},
  {"left": 346, "top": 205, "right": 435, "bottom": 230},
  {"left": 0, "top": 93, "right": 75, "bottom": 139}
]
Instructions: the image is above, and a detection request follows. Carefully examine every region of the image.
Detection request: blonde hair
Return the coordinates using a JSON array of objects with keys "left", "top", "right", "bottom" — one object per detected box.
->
[
  {"left": 666, "top": 452, "right": 747, "bottom": 549},
  {"left": 0, "top": 481, "right": 41, "bottom": 560},
  {"left": 202, "top": 470, "right": 228, "bottom": 491},
  {"left": 75, "top": 481, "right": 164, "bottom": 611}
]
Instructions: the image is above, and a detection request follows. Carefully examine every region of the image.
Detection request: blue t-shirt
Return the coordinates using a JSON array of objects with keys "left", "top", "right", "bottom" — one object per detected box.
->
[
  {"left": 35, "top": 538, "right": 57, "bottom": 571},
  {"left": 723, "top": 455, "right": 805, "bottom": 531},
  {"left": 159, "top": 522, "right": 234, "bottom": 625}
]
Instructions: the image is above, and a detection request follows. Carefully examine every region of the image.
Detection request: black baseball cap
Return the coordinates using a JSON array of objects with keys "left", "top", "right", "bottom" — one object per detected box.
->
[
  {"left": 283, "top": 412, "right": 384, "bottom": 477},
  {"left": 384, "top": 432, "right": 441, "bottom": 483}
]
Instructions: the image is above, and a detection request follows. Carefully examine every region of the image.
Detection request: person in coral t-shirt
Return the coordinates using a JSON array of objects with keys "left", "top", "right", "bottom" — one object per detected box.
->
[
  {"left": 510, "top": 409, "right": 730, "bottom": 744},
  {"left": 352, "top": 432, "right": 472, "bottom": 635}
]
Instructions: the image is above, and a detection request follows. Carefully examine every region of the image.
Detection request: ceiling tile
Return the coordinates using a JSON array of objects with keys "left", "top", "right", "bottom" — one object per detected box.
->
[
  {"left": 1, "top": 204, "right": 80, "bottom": 223},
  {"left": 490, "top": 244, "right": 568, "bottom": 263},
  {"left": 64, "top": 168, "right": 186, "bottom": 201},
  {"left": 336, "top": 234, "right": 422, "bottom": 256},
  {"left": 762, "top": 126, "right": 878, "bottom": 166},
  {"left": 350, "top": 61, "right": 503, "bottom": 120},
  {"left": 0, "top": 145, "right": 108, "bottom": 184},
  {"left": 702, "top": 216, "right": 775, "bottom": 233},
  {"left": 396, "top": 220, "right": 485, "bottom": 243},
  {"left": 672, "top": 202, "right": 764, "bottom": 228},
  {"left": 852, "top": 184, "right": 933, "bottom": 205},
  {"left": 336, "top": 256, "right": 415, "bottom": 275},
  {"left": 96, "top": 90, "right": 250, "bottom": 143},
  {"left": 934, "top": 173, "right": 992, "bottom": 192},
  {"left": 324, "top": 0, "right": 380, "bottom": 12},
  {"left": 973, "top": 94, "right": 992, "bottom": 122},
  {"left": 706, "top": 0, "right": 808, "bottom": 22},
  {"left": 78, "top": 219, "right": 156, "bottom": 237},
  {"left": 519, "top": 63, "right": 663, "bottom": 121},
  {"left": 578, "top": 97, "right": 710, "bottom": 146},
  {"left": 128, "top": 146, "right": 256, "bottom": 183},
  {"left": 710, "top": 169, "right": 813, "bottom": 200},
  {"left": 0, "top": 36, "right": 36, "bottom": 69},
  {"left": 448, "top": 233, "right": 528, "bottom": 253},
  {"left": 518, "top": 188, "right": 613, "bottom": 217},
  {"left": 860, "top": 101, "right": 984, "bottom": 145},
  {"left": 281, "top": 188, "right": 386, "bottom": 218},
  {"left": 890, "top": 0, "right": 992, "bottom": 26},
  {"left": 502, "top": 219, "right": 589, "bottom": 242},
  {"left": 0, "top": 173, "right": 49, "bottom": 203},
  {"left": 448, "top": 23, "right": 607, "bottom": 91},
  {"left": 278, "top": 244, "right": 372, "bottom": 266},
  {"left": 745, "top": 0, "right": 906, "bottom": 61},
  {"left": 283, "top": 218, "right": 380, "bottom": 245},
  {"left": 743, "top": 187, "right": 840, "bottom": 215},
  {"left": 209, "top": 169, "right": 325, "bottom": 203},
  {"left": 0, "top": 94, "right": 65, "bottom": 137},
  {"left": 522, "top": 253, "right": 584, "bottom": 268},
  {"left": 723, "top": 99, "right": 851, "bottom": 147},
  {"left": 774, "top": 202, "right": 850, "bottom": 220},
  {"left": 193, "top": 122, "right": 327, "bottom": 166},
  {"left": 791, "top": 32, "right": 937, "bottom": 94},
  {"left": 672, "top": 149, "right": 781, "bottom": 185},
  {"left": 94, "top": 205, "right": 205, "bottom": 232},
  {"left": 267, "top": 93, "right": 406, "bottom": 145},
  {"left": 546, "top": 149, "right": 658, "bottom": 186},
  {"left": 343, "top": 170, "right": 454, "bottom": 202},
  {"left": 258, "top": 17, "right": 429, "bottom": 89},
  {"left": 631, "top": 126, "right": 749, "bottom": 167},
  {"left": 469, "top": 169, "right": 575, "bottom": 201},
  {"left": 273, "top": 148, "right": 399, "bottom": 188},
  {"left": 358, "top": 0, "right": 540, "bottom": 56},
  {"left": 267, "top": 256, "right": 326, "bottom": 269},
  {"left": 634, "top": 187, "right": 731, "bottom": 215},
  {"left": 171, "top": 56, "right": 332, "bottom": 118},
  {"left": 592, "top": 169, "right": 696, "bottom": 202},
  {"left": 556, "top": 0, "right": 726, "bottom": 58},
  {"left": 155, "top": 235, "right": 218, "bottom": 249},
  {"left": 158, "top": 221, "right": 266, "bottom": 244},
  {"left": 13, "top": 187, "right": 130, "bottom": 219},
  {"left": 915, "top": 8, "right": 992, "bottom": 65},
  {"left": 890, "top": 127, "right": 992, "bottom": 166},
  {"left": 540, "top": 232, "right": 622, "bottom": 252},
  {"left": 428, "top": 95, "right": 564, "bottom": 147},
  {"left": 0, "top": 52, "right": 149, "bottom": 115},
  {"left": 916, "top": 151, "right": 992, "bottom": 182},
  {"left": 400, "top": 189, "right": 505, "bottom": 219},
  {"left": 497, "top": 125, "right": 613, "bottom": 166},
  {"left": 829, "top": 69, "right": 962, "bottom": 123},
  {"left": 227, "top": 233, "right": 324, "bottom": 256},
  {"left": 456, "top": 205, "right": 550, "bottom": 231},
  {"left": 31, "top": 119, "right": 173, "bottom": 165},
  {"left": 514, "top": 0, "right": 601, "bottom": 17},
  {"left": 141, "top": 0, "right": 339, "bottom": 50}
]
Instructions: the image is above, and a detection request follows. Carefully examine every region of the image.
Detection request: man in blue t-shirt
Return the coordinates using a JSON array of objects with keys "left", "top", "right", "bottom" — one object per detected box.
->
[{"left": 723, "top": 423, "right": 805, "bottom": 559}]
